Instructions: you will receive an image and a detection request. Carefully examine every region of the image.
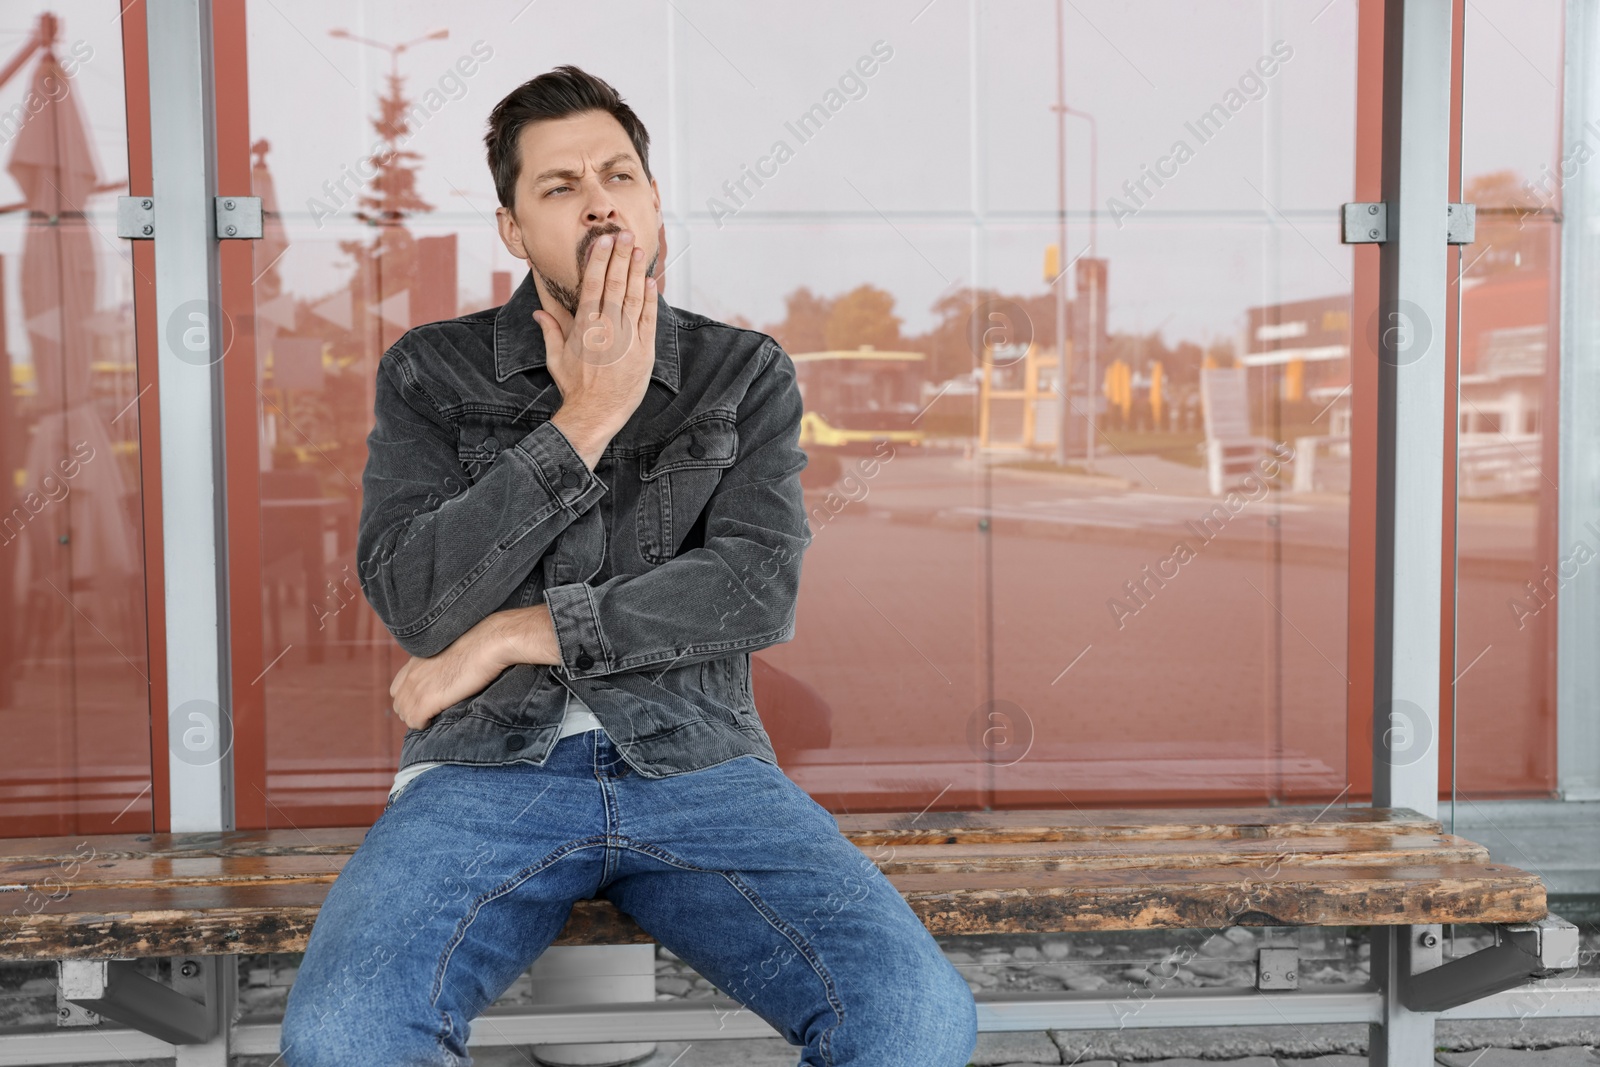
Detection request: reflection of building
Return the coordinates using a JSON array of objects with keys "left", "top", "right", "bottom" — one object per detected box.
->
[
  {"left": 1458, "top": 271, "right": 1548, "bottom": 498},
  {"left": 1242, "top": 274, "right": 1551, "bottom": 500},
  {"left": 1242, "top": 293, "right": 1353, "bottom": 430}
]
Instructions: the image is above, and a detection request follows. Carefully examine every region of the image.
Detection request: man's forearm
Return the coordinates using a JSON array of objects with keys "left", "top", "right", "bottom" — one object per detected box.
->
[{"left": 483, "top": 604, "right": 564, "bottom": 667}]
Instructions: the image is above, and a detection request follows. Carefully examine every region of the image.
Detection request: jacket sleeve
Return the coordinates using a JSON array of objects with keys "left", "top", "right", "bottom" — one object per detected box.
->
[
  {"left": 541, "top": 339, "right": 812, "bottom": 677},
  {"left": 356, "top": 349, "right": 606, "bottom": 659}
]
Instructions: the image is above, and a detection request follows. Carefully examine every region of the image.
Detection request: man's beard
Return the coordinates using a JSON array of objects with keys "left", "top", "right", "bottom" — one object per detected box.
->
[{"left": 543, "top": 223, "right": 660, "bottom": 316}]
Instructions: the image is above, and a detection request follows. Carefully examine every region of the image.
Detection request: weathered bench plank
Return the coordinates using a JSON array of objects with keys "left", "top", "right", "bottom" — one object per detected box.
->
[
  {"left": 0, "top": 806, "right": 1441, "bottom": 863},
  {"left": 0, "top": 808, "right": 1544, "bottom": 962},
  {"left": 835, "top": 805, "right": 1441, "bottom": 845},
  {"left": 1, "top": 863, "right": 1545, "bottom": 961},
  {"left": 0, "top": 831, "right": 1490, "bottom": 890}
]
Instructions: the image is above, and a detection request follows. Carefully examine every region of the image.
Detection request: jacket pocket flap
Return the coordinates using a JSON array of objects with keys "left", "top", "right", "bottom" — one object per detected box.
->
[{"left": 640, "top": 416, "right": 738, "bottom": 480}]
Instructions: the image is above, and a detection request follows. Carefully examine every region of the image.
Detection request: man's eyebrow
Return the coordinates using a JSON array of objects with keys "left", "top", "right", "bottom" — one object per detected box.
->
[{"left": 531, "top": 152, "right": 637, "bottom": 186}]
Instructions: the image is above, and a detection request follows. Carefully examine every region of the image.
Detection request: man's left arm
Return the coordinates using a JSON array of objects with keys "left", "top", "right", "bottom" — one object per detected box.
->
[{"left": 543, "top": 337, "right": 811, "bottom": 678}]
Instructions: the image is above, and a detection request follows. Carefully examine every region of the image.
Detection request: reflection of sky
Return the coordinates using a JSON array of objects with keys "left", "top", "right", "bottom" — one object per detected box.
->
[{"left": 0, "top": 0, "right": 1565, "bottom": 372}]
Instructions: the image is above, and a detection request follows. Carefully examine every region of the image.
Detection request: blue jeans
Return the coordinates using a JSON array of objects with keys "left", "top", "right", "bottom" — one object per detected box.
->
[{"left": 279, "top": 729, "right": 978, "bottom": 1066}]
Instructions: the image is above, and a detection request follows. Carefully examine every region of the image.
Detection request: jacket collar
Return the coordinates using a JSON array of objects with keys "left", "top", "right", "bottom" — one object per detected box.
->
[{"left": 493, "top": 268, "right": 680, "bottom": 393}]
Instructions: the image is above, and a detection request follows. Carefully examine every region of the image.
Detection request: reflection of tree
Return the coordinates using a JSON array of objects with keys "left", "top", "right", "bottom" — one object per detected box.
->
[
  {"left": 824, "top": 284, "right": 903, "bottom": 352},
  {"left": 339, "top": 63, "right": 435, "bottom": 349},
  {"left": 764, "top": 287, "right": 830, "bottom": 356}
]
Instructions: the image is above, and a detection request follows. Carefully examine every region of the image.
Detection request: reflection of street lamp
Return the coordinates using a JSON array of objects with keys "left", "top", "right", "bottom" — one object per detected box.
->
[
  {"left": 1061, "top": 104, "right": 1097, "bottom": 466},
  {"left": 1051, "top": 0, "right": 1069, "bottom": 468},
  {"left": 328, "top": 27, "right": 448, "bottom": 227},
  {"left": 329, "top": 27, "right": 448, "bottom": 82},
  {"left": 1048, "top": 3, "right": 1101, "bottom": 469}
]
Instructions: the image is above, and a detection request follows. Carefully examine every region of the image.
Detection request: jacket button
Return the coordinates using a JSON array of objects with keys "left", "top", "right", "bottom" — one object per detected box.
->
[
  {"left": 688, "top": 437, "right": 705, "bottom": 458},
  {"left": 561, "top": 469, "right": 581, "bottom": 488},
  {"left": 482, "top": 436, "right": 500, "bottom": 453},
  {"left": 504, "top": 733, "right": 527, "bottom": 751},
  {"left": 575, "top": 651, "right": 594, "bottom": 670}
]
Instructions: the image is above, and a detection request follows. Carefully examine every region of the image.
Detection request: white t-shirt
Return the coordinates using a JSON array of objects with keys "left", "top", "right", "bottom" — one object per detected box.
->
[{"left": 387, "top": 692, "right": 606, "bottom": 802}]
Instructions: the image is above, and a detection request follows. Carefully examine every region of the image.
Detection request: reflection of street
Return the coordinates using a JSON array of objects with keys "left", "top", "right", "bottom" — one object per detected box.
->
[{"left": 761, "top": 448, "right": 1547, "bottom": 811}]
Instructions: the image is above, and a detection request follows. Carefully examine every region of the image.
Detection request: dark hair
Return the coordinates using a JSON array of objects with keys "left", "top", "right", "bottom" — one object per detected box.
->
[{"left": 484, "top": 65, "right": 653, "bottom": 211}]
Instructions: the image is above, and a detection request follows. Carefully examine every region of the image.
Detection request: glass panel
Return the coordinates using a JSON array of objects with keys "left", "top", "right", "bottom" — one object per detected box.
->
[
  {"left": 983, "top": 4, "right": 1354, "bottom": 807},
  {"left": 241, "top": 1, "right": 1360, "bottom": 823},
  {"left": 1453, "top": 0, "right": 1562, "bottom": 800},
  {"left": 0, "top": 5, "right": 152, "bottom": 836}
]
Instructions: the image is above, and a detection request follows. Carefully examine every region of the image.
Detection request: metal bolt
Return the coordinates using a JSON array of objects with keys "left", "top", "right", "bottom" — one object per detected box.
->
[
  {"left": 1286, "top": 970, "right": 1296, "bottom": 981},
  {"left": 1368, "top": 228, "right": 1381, "bottom": 239},
  {"left": 1368, "top": 203, "right": 1379, "bottom": 215},
  {"left": 225, "top": 225, "right": 237, "bottom": 236},
  {"left": 1261, "top": 972, "right": 1271, "bottom": 981},
  {"left": 224, "top": 199, "right": 235, "bottom": 210},
  {"left": 179, "top": 961, "right": 199, "bottom": 978},
  {"left": 58, "top": 1007, "right": 71, "bottom": 1020},
  {"left": 142, "top": 224, "right": 153, "bottom": 236},
  {"left": 58, "top": 534, "right": 68, "bottom": 545},
  {"left": 1420, "top": 932, "right": 1439, "bottom": 948},
  {"left": 142, "top": 199, "right": 152, "bottom": 209}
]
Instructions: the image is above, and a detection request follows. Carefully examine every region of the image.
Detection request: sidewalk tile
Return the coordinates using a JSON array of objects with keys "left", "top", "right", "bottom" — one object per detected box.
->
[
  {"left": 971, "top": 1030, "right": 1063, "bottom": 1063},
  {"left": 1437, "top": 1048, "right": 1600, "bottom": 1067}
]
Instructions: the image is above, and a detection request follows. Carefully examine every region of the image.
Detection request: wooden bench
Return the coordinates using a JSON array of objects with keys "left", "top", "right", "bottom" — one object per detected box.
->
[{"left": 0, "top": 805, "right": 1575, "bottom": 1058}]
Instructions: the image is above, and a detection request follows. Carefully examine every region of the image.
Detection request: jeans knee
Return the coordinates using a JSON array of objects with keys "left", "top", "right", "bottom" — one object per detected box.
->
[
  {"left": 280, "top": 971, "right": 461, "bottom": 1067},
  {"left": 840, "top": 956, "right": 977, "bottom": 1066},
  {"left": 927, "top": 962, "right": 979, "bottom": 1064}
]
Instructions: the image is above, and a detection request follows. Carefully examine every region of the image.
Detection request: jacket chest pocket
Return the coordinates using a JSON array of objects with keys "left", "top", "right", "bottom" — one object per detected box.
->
[{"left": 636, "top": 415, "right": 737, "bottom": 565}]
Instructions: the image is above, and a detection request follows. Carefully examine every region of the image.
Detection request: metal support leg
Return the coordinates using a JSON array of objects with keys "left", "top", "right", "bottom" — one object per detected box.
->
[
  {"left": 1406, "top": 917, "right": 1582, "bottom": 1012},
  {"left": 1370, "top": 925, "right": 1439, "bottom": 1067},
  {"left": 528, "top": 945, "right": 657, "bottom": 1066},
  {"left": 58, "top": 960, "right": 217, "bottom": 1046},
  {"left": 173, "top": 956, "right": 235, "bottom": 1066}
]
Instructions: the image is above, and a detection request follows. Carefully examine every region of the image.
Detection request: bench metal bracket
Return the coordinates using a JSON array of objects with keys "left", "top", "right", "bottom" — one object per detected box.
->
[
  {"left": 1256, "top": 947, "right": 1299, "bottom": 990},
  {"left": 58, "top": 958, "right": 218, "bottom": 1045},
  {"left": 1403, "top": 916, "right": 1581, "bottom": 1013}
]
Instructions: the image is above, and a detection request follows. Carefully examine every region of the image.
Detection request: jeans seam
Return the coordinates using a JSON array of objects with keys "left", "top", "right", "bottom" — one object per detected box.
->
[
  {"left": 613, "top": 840, "right": 845, "bottom": 1064},
  {"left": 428, "top": 837, "right": 607, "bottom": 1016}
]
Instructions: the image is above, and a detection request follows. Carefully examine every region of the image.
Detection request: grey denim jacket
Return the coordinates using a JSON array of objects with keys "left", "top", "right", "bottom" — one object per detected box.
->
[{"left": 356, "top": 269, "right": 811, "bottom": 778}]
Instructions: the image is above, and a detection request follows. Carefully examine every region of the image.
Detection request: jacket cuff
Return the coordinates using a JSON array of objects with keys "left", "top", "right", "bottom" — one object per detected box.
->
[
  {"left": 544, "top": 581, "right": 610, "bottom": 678},
  {"left": 511, "top": 420, "right": 606, "bottom": 515}
]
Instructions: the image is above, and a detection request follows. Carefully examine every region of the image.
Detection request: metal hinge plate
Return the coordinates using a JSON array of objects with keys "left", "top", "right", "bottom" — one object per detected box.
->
[
  {"left": 215, "top": 196, "right": 263, "bottom": 239},
  {"left": 1341, "top": 202, "right": 1387, "bottom": 244},
  {"left": 117, "top": 196, "right": 155, "bottom": 239},
  {"left": 1448, "top": 202, "right": 1477, "bottom": 245},
  {"left": 1342, "top": 201, "right": 1477, "bottom": 245}
]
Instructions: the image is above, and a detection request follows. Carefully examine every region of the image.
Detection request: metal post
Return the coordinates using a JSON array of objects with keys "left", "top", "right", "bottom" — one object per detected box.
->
[
  {"left": 1558, "top": 0, "right": 1600, "bottom": 801},
  {"left": 147, "top": 0, "right": 236, "bottom": 1060},
  {"left": 1370, "top": 0, "right": 1453, "bottom": 1062},
  {"left": 149, "top": 0, "right": 234, "bottom": 831}
]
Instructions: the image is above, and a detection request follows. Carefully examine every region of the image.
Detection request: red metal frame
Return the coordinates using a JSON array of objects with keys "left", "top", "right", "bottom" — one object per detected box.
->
[
  {"left": 1346, "top": 0, "right": 1385, "bottom": 803},
  {"left": 212, "top": 0, "right": 269, "bottom": 830},
  {"left": 121, "top": 1, "right": 168, "bottom": 834}
]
